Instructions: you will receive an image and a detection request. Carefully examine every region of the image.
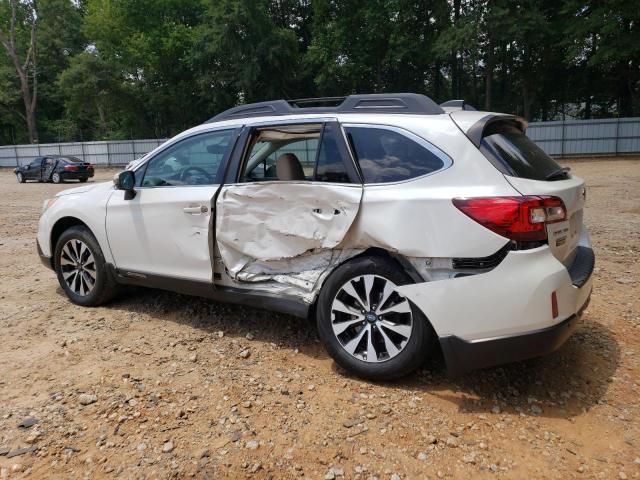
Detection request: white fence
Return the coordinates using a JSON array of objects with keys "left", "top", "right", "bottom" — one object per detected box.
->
[
  {"left": 1, "top": 116, "right": 640, "bottom": 167},
  {"left": 527, "top": 117, "right": 640, "bottom": 157},
  {"left": 0, "top": 139, "right": 167, "bottom": 168}
]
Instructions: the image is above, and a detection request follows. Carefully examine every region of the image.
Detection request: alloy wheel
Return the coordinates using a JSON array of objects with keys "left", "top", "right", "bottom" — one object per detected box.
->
[
  {"left": 59, "top": 239, "right": 97, "bottom": 296},
  {"left": 330, "top": 274, "right": 413, "bottom": 363}
]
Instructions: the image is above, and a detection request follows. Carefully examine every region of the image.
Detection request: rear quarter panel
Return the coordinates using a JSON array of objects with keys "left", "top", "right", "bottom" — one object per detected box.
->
[{"left": 338, "top": 114, "right": 521, "bottom": 258}]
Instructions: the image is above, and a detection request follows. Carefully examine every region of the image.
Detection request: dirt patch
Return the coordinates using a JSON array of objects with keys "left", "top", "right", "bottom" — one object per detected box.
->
[{"left": 0, "top": 161, "right": 639, "bottom": 479}]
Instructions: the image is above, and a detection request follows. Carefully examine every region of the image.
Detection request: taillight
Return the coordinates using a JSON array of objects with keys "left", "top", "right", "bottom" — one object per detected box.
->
[
  {"left": 64, "top": 165, "right": 79, "bottom": 171},
  {"left": 452, "top": 196, "right": 567, "bottom": 242}
]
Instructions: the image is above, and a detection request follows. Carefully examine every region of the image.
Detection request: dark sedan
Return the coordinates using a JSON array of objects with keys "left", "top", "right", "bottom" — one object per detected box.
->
[{"left": 15, "top": 155, "right": 94, "bottom": 184}]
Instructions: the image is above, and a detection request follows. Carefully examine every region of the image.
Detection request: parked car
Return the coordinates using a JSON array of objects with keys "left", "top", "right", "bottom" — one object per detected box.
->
[
  {"left": 36, "top": 94, "right": 594, "bottom": 380},
  {"left": 15, "top": 155, "right": 94, "bottom": 184}
]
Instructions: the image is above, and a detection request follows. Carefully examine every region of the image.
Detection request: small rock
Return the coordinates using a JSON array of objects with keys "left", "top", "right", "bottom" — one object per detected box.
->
[
  {"left": 462, "top": 453, "right": 476, "bottom": 464},
  {"left": 616, "top": 277, "right": 635, "bottom": 285},
  {"left": 530, "top": 404, "right": 543, "bottom": 415},
  {"left": 189, "top": 353, "right": 198, "bottom": 363},
  {"left": 618, "top": 472, "right": 627, "bottom": 480},
  {"left": 239, "top": 349, "right": 251, "bottom": 359},
  {"left": 78, "top": 394, "right": 97, "bottom": 405},
  {"left": 446, "top": 436, "right": 458, "bottom": 448},
  {"left": 390, "top": 475, "right": 401, "bottom": 480},
  {"left": 417, "top": 452, "right": 428, "bottom": 461},
  {"left": 242, "top": 401, "right": 252, "bottom": 408},
  {"left": 245, "top": 440, "right": 259, "bottom": 450},
  {"left": 162, "top": 441, "right": 174, "bottom": 453},
  {"left": 324, "top": 471, "right": 335, "bottom": 480},
  {"left": 491, "top": 405, "right": 501, "bottom": 414},
  {"left": 216, "top": 331, "right": 224, "bottom": 338},
  {"left": 245, "top": 333, "right": 254, "bottom": 340},
  {"left": 18, "top": 417, "right": 38, "bottom": 428},
  {"left": 308, "top": 384, "right": 315, "bottom": 391}
]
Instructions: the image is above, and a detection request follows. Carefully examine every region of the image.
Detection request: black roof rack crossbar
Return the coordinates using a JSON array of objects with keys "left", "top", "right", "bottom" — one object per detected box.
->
[{"left": 207, "top": 93, "right": 445, "bottom": 123}]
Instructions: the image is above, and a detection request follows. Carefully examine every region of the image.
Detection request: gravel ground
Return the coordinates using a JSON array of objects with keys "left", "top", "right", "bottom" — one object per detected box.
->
[{"left": 0, "top": 159, "right": 639, "bottom": 479}]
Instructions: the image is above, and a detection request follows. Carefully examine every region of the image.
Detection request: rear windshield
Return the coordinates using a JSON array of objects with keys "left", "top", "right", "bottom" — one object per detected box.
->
[
  {"left": 64, "top": 156, "right": 83, "bottom": 163},
  {"left": 480, "top": 123, "right": 567, "bottom": 181}
]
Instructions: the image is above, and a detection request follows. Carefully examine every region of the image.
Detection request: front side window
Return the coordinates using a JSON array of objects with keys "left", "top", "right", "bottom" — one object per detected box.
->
[
  {"left": 240, "top": 123, "right": 352, "bottom": 183},
  {"left": 30, "top": 158, "right": 42, "bottom": 167},
  {"left": 142, "top": 129, "right": 234, "bottom": 187},
  {"left": 345, "top": 126, "right": 447, "bottom": 183}
]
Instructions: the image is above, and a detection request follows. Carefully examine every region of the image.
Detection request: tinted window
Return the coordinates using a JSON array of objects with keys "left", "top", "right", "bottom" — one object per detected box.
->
[
  {"left": 480, "top": 123, "right": 566, "bottom": 181},
  {"left": 29, "top": 158, "right": 42, "bottom": 167},
  {"left": 63, "top": 156, "right": 83, "bottom": 163},
  {"left": 345, "top": 126, "right": 445, "bottom": 183},
  {"left": 142, "top": 129, "right": 233, "bottom": 187},
  {"left": 315, "top": 123, "right": 351, "bottom": 183}
]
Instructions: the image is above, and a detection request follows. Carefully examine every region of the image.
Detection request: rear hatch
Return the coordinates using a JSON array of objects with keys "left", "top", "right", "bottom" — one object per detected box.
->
[{"left": 456, "top": 114, "right": 586, "bottom": 266}]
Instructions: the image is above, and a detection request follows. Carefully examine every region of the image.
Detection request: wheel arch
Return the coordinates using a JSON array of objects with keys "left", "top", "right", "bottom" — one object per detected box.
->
[
  {"left": 50, "top": 217, "right": 91, "bottom": 269},
  {"left": 308, "top": 247, "right": 427, "bottom": 321}
]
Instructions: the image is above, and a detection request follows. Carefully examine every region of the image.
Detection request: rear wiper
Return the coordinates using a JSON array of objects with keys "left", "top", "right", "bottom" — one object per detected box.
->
[{"left": 545, "top": 167, "right": 571, "bottom": 181}]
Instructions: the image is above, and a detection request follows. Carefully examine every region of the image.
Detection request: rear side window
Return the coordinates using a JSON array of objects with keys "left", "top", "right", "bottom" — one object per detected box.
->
[
  {"left": 480, "top": 123, "right": 567, "bottom": 181},
  {"left": 345, "top": 126, "right": 447, "bottom": 183}
]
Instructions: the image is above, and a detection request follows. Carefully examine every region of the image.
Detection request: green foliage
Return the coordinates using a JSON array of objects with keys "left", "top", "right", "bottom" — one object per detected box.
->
[{"left": 0, "top": 0, "right": 639, "bottom": 143}]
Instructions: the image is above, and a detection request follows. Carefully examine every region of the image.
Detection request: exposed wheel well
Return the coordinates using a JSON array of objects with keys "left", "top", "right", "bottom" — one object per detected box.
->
[
  {"left": 50, "top": 217, "right": 90, "bottom": 268},
  {"left": 308, "top": 247, "right": 424, "bottom": 321}
]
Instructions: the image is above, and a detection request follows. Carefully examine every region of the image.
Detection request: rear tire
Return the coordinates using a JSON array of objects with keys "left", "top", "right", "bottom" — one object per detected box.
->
[
  {"left": 16, "top": 172, "right": 25, "bottom": 183},
  {"left": 316, "top": 255, "right": 431, "bottom": 380},
  {"left": 52, "top": 172, "right": 62, "bottom": 184},
  {"left": 54, "top": 226, "right": 118, "bottom": 306},
  {"left": 79, "top": 178, "right": 88, "bottom": 183}
]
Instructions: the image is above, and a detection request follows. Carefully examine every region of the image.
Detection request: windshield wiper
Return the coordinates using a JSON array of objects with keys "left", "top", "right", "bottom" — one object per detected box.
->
[{"left": 545, "top": 167, "right": 571, "bottom": 181}]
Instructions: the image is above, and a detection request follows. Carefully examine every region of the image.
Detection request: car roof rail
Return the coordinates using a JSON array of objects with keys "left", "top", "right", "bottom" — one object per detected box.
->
[
  {"left": 207, "top": 93, "right": 445, "bottom": 123},
  {"left": 440, "top": 99, "right": 477, "bottom": 111}
]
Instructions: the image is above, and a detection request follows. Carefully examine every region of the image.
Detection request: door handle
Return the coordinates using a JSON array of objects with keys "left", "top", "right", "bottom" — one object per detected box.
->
[{"left": 183, "top": 205, "right": 208, "bottom": 214}]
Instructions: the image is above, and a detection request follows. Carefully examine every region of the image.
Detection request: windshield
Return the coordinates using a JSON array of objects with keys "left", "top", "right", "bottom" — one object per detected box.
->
[
  {"left": 480, "top": 123, "right": 567, "bottom": 181},
  {"left": 64, "top": 156, "right": 83, "bottom": 163}
]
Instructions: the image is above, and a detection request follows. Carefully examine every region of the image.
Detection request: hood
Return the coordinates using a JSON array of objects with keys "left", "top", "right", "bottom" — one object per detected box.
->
[{"left": 55, "top": 180, "right": 114, "bottom": 197}]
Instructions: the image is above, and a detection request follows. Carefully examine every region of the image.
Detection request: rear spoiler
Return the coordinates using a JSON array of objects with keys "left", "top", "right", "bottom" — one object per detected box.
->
[{"left": 465, "top": 115, "right": 528, "bottom": 147}]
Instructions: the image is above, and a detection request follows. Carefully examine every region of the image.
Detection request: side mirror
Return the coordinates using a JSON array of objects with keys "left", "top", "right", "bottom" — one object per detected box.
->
[
  {"left": 25, "top": 165, "right": 30, "bottom": 170},
  {"left": 113, "top": 170, "right": 136, "bottom": 200}
]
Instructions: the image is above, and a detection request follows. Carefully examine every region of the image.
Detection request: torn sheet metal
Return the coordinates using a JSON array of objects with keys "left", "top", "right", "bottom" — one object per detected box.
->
[
  {"left": 215, "top": 182, "right": 363, "bottom": 280},
  {"left": 232, "top": 249, "right": 364, "bottom": 303}
]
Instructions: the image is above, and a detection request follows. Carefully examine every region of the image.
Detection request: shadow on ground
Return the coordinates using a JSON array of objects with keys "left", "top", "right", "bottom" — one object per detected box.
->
[{"left": 81, "top": 286, "right": 619, "bottom": 420}]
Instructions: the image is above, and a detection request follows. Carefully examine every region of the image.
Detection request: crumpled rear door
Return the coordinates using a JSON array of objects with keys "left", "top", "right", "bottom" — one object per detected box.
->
[{"left": 215, "top": 182, "right": 363, "bottom": 279}]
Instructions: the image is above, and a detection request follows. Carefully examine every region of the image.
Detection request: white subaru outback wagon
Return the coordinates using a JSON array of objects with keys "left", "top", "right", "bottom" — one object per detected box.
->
[{"left": 37, "top": 94, "right": 594, "bottom": 380}]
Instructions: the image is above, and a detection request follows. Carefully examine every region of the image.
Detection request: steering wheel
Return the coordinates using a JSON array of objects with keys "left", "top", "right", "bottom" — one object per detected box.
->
[{"left": 180, "top": 166, "right": 213, "bottom": 184}]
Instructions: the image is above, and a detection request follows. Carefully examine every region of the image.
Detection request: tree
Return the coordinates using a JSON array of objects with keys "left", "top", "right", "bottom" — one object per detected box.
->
[{"left": 0, "top": 0, "right": 39, "bottom": 143}]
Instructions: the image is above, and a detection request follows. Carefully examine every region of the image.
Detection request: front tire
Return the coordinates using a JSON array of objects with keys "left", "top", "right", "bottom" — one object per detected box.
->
[
  {"left": 316, "top": 255, "right": 431, "bottom": 380},
  {"left": 16, "top": 172, "right": 25, "bottom": 183},
  {"left": 52, "top": 172, "right": 62, "bottom": 184},
  {"left": 54, "top": 226, "right": 118, "bottom": 306}
]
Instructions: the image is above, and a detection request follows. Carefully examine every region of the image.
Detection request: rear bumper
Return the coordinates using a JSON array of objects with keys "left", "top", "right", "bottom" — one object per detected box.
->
[
  {"left": 61, "top": 170, "right": 94, "bottom": 179},
  {"left": 439, "top": 294, "right": 590, "bottom": 376},
  {"left": 396, "top": 244, "right": 594, "bottom": 376}
]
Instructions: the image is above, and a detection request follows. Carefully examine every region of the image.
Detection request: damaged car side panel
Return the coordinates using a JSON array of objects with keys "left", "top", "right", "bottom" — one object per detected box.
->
[{"left": 215, "top": 182, "right": 363, "bottom": 289}]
